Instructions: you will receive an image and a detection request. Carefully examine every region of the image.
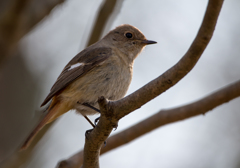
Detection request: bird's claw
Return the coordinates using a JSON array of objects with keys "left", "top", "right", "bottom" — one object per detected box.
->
[
  {"left": 103, "top": 140, "right": 107, "bottom": 147},
  {"left": 94, "top": 116, "right": 100, "bottom": 125},
  {"left": 85, "top": 129, "right": 93, "bottom": 139}
]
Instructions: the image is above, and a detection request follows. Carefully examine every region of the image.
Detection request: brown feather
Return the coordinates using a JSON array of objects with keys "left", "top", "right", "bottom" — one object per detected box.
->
[{"left": 41, "top": 47, "right": 112, "bottom": 107}]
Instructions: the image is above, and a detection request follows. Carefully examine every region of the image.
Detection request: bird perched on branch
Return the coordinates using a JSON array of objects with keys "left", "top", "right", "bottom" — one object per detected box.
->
[{"left": 21, "top": 24, "right": 157, "bottom": 150}]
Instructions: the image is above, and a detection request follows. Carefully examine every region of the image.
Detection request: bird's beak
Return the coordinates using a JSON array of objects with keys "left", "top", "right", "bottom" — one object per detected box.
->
[{"left": 141, "top": 40, "right": 157, "bottom": 45}]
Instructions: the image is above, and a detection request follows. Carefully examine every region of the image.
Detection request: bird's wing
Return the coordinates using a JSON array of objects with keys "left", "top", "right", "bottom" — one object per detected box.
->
[{"left": 41, "top": 47, "right": 112, "bottom": 106}]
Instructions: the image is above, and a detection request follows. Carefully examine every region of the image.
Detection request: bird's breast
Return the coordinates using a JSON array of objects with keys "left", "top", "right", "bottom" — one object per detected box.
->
[{"left": 60, "top": 56, "right": 133, "bottom": 115}]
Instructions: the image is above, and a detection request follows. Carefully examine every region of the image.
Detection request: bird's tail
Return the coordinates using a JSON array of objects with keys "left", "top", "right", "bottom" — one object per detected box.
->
[{"left": 20, "top": 100, "right": 64, "bottom": 150}]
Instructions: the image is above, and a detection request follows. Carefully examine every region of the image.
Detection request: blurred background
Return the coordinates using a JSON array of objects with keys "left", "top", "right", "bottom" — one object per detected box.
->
[{"left": 0, "top": 0, "right": 240, "bottom": 167}]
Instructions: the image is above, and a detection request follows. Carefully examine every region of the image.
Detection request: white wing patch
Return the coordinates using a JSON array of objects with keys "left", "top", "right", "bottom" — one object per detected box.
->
[{"left": 68, "top": 62, "right": 83, "bottom": 71}]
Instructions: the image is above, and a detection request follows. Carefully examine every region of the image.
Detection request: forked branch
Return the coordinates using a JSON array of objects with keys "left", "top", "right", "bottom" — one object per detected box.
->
[
  {"left": 57, "top": 0, "right": 225, "bottom": 167},
  {"left": 59, "top": 79, "right": 240, "bottom": 168}
]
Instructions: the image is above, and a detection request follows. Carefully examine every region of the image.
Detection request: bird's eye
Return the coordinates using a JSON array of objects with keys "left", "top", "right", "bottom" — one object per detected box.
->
[{"left": 125, "top": 32, "right": 133, "bottom": 38}]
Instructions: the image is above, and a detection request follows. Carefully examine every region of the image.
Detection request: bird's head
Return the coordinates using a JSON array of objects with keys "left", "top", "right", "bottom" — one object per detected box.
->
[{"left": 103, "top": 24, "right": 157, "bottom": 60}]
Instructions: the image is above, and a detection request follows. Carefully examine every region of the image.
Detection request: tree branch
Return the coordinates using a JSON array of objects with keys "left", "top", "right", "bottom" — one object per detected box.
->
[
  {"left": 57, "top": 0, "right": 224, "bottom": 167},
  {"left": 59, "top": 79, "right": 240, "bottom": 167},
  {"left": 111, "top": 0, "right": 224, "bottom": 119}
]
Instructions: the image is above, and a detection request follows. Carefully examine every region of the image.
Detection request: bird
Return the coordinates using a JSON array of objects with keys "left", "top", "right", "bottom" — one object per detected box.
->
[{"left": 20, "top": 24, "right": 157, "bottom": 150}]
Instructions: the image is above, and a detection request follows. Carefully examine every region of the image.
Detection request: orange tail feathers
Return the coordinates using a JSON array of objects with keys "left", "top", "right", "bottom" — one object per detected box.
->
[{"left": 20, "top": 101, "right": 67, "bottom": 150}]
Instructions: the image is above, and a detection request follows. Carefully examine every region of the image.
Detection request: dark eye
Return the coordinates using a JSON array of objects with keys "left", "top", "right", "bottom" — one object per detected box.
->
[{"left": 125, "top": 32, "right": 133, "bottom": 38}]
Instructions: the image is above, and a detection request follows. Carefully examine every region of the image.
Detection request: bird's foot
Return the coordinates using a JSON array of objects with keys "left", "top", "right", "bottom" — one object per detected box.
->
[
  {"left": 85, "top": 129, "right": 93, "bottom": 139},
  {"left": 94, "top": 116, "right": 100, "bottom": 125}
]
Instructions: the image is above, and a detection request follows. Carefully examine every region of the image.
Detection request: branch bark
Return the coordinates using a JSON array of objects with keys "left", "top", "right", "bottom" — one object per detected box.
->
[
  {"left": 59, "top": 79, "right": 240, "bottom": 167},
  {"left": 57, "top": 0, "right": 225, "bottom": 167}
]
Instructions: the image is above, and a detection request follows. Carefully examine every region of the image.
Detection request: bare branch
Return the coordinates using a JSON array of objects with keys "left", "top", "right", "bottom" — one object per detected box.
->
[
  {"left": 57, "top": 0, "right": 225, "bottom": 167},
  {"left": 112, "top": 0, "right": 224, "bottom": 119},
  {"left": 101, "top": 79, "right": 240, "bottom": 154},
  {"left": 59, "top": 79, "right": 240, "bottom": 167}
]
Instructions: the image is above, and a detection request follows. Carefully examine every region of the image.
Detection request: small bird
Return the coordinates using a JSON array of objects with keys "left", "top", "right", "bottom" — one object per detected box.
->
[{"left": 21, "top": 24, "right": 156, "bottom": 149}]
